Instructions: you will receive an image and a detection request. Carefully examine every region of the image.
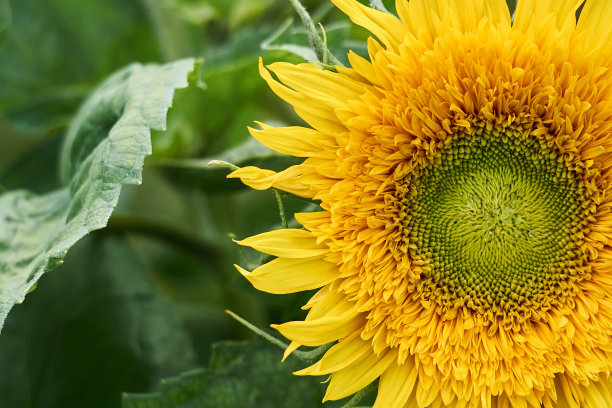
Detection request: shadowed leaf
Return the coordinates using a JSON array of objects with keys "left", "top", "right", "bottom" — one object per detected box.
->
[
  {"left": 0, "top": 58, "right": 196, "bottom": 333},
  {"left": 122, "top": 341, "right": 324, "bottom": 408}
]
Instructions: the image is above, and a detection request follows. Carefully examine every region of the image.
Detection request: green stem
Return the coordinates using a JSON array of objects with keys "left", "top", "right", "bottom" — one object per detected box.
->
[
  {"left": 226, "top": 310, "right": 332, "bottom": 363},
  {"left": 273, "top": 189, "right": 320, "bottom": 205},
  {"left": 319, "top": 22, "right": 329, "bottom": 66},
  {"left": 274, "top": 190, "right": 288, "bottom": 228},
  {"left": 288, "top": 0, "right": 342, "bottom": 66},
  {"left": 208, "top": 160, "right": 240, "bottom": 171},
  {"left": 226, "top": 310, "right": 288, "bottom": 350}
]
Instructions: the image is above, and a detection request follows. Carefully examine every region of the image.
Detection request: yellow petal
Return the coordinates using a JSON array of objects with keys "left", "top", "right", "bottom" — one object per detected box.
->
[
  {"left": 556, "top": 374, "right": 582, "bottom": 408},
  {"left": 280, "top": 295, "right": 357, "bottom": 360},
  {"left": 295, "top": 211, "right": 330, "bottom": 233},
  {"left": 373, "top": 359, "right": 419, "bottom": 408},
  {"left": 515, "top": 0, "right": 582, "bottom": 34},
  {"left": 304, "top": 290, "right": 352, "bottom": 320},
  {"left": 583, "top": 377, "right": 612, "bottom": 408},
  {"left": 575, "top": 0, "right": 612, "bottom": 52},
  {"left": 272, "top": 308, "right": 361, "bottom": 346},
  {"left": 282, "top": 341, "right": 301, "bottom": 362},
  {"left": 248, "top": 122, "right": 336, "bottom": 157},
  {"left": 330, "top": 0, "right": 406, "bottom": 51},
  {"left": 294, "top": 331, "right": 370, "bottom": 376},
  {"left": 227, "top": 165, "right": 323, "bottom": 198},
  {"left": 235, "top": 229, "right": 327, "bottom": 258},
  {"left": 346, "top": 50, "right": 380, "bottom": 86},
  {"left": 415, "top": 380, "right": 441, "bottom": 408},
  {"left": 397, "top": 0, "right": 510, "bottom": 40},
  {"left": 235, "top": 257, "right": 338, "bottom": 294},
  {"left": 323, "top": 348, "right": 397, "bottom": 401},
  {"left": 267, "top": 62, "right": 365, "bottom": 106},
  {"left": 301, "top": 284, "right": 333, "bottom": 310},
  {"left": 258, "top": 58, "right": 346, "bottom": 134},
  {"left": 227, "top": 166, "right": 277, "bottom": 190}
]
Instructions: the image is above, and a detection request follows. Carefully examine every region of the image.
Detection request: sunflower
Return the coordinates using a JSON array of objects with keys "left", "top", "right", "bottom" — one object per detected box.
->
[{"left": 229, "top": 0, "right": 612, "bottom": 406}]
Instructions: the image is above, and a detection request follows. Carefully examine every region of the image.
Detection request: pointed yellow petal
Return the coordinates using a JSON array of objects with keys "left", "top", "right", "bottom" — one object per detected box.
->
[
  {"left": 248, "top": 122, "right": 336, "bottom": 157},
  {"left": 347, "top": 50, "right": 379, "bottom": 86},
  {"left": 583, "top": 382, "right": 608, "bottom": 408},
  {"left": 330, "top": 0, "right": 406, "bottom": 51},
  {"left": 267, "top": 62, "right": 365, "bottom": 106},
  {"left": 415, "top": 380, "right": 441, "bottom": 408},
  {"left": 373, "top": 360, "right": 419, "bottom": 408},
  {"left": 323, "top": 349, "right": 397, "bottom": 401},
  {"left": 227, "top": 164, "right": 326, "bottom": 198},
  {"left": 576, "top": 0, "right": 612, "bottom": 52},
  {"left": 482, "top": 0, "right": 512, "bottom": 28},
  {"left": 304, "top": 290, "right": 352, "bottom": 320},
  {"left": 556, "top": 375, "right": 582, "bottom": 408},
  {"left": 515, "top": 0, "right": 582, "bottom": 34},
  {"left": 258, "top": 58, "right": 346, "bottom": 134},
  {"left": 235, "top": 257, "right": 338, "bottom": 294},
  {"left": 227, "top": 165, "right": 318, "bottom": 198},
  {"left": 281, "top": 290, "right": 354, "bottom": 359},
  {"left": 272, "top": 309, "right": 361, "bottom": 346},
  {"left": 437, "top": 0, "right": 510, "bottom": 32},
  {"left": 395, "top": 0, "right": 437, "bottom": 43},
  {"left": 282, "top": 341, "right": 301, "bottom": 361},
  {"left": 235, "top": 229, "right": 327, "bottom": 258},
  {"left": 294, "top": 331, "right": 370, "bottom": 376},
  {"left": 301, "top": 284, "right": 333, "bottom": 310},
  {"left": 397, "top": 0, "right": 510, "bottom": 38},
  {"left": 227, "top": 166, "right": 277, "bottom": 190},
  {"left": 295, "top": 211, "right": 330, "bottom": 233}
]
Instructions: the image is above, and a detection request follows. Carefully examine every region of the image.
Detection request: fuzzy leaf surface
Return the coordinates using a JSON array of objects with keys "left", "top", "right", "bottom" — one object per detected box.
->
[{"left": 0, "top": 58, "right": 196, "bottom": 333}]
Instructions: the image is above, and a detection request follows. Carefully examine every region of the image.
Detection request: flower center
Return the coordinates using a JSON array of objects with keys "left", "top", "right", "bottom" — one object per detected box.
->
[{"left": 401, "top": 127, "right": 592, "bottom": 324}]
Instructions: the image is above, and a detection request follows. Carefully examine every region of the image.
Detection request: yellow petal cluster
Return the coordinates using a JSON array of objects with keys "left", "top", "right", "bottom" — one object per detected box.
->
[{"left": 230, "top": 0, "right": 612, "bottom": 406}]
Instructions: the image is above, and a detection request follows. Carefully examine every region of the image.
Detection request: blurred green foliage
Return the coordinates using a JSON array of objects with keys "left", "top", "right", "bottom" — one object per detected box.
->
[
  {"left": 122, "top": 341, "right": 325, "bottom": 408},
  {"left": 0, "top": 0, "right": 520, "bottom": 407}
]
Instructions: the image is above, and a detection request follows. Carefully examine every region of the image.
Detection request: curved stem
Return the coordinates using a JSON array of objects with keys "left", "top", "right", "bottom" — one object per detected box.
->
[
  {"left": 274, "top": 190, "right": 288, "bottom": 228},
  {"left": 226, "top": 310, "right": 332, "bottom": 363}
]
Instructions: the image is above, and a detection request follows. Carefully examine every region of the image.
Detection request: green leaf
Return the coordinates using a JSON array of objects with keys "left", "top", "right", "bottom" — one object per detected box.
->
[
  {"left": 122, "top": 341, "right": 325, "bottom": 408},
  {"left": 0, "top": 234, "right": 196, "bottom": 408},
  {"left": 0, "top": 58, "right": 196, "bottom": 333}
]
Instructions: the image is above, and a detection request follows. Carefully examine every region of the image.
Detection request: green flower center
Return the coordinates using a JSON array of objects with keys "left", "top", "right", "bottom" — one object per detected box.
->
[{"left": 402, "top": 128, "right": 591, "bottom": 322}]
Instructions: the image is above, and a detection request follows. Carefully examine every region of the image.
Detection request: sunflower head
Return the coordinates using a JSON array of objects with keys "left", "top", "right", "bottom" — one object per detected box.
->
[{"left": 231, "top": 0, "right": 612, "bottom": 406}]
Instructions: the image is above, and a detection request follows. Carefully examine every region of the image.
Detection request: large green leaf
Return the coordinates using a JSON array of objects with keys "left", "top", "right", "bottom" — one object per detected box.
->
[
  {"left": 0, "top": 233, "right": 196, "bottom": 408},
  {"left": 0, "top": 58, "right": 196, "bottom": 333},
  {"left": 122, "top": 341, "right": 324, "bottom": 408}
]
